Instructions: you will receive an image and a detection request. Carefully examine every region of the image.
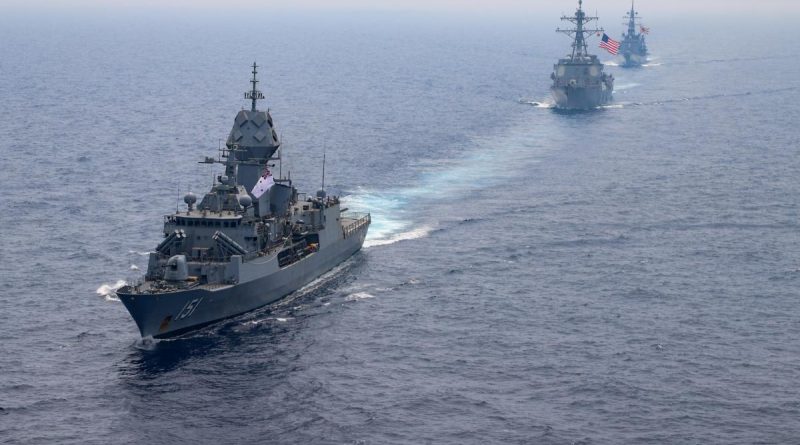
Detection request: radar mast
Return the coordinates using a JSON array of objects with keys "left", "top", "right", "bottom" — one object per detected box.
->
[
  {"left": 244, "top": 62, "right": 265, "bottom": 112},
  {"left": 556, "top": 0, "right": 604, "bottom": 61}
]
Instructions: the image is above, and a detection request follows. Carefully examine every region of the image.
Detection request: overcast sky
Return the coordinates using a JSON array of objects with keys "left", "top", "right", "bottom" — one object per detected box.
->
[{"left": 3, "top": 0, "right": 797, "bottom": 17}]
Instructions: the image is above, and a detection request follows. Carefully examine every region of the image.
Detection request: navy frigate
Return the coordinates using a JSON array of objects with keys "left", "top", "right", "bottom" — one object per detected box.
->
[
  {"left": 619, "top": 1, "right": 649, "bottom": 67},
  {"left": 550, "top": 0, "right": 614, "bottom": 110},
  {"left": 117, "top": 64, "right": 371, "bottom": 338}
]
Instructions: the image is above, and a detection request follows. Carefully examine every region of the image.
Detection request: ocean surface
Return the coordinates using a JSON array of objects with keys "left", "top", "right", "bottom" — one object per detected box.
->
[{"left": 1, "top": 9, "right": 800, "bottom": 444}]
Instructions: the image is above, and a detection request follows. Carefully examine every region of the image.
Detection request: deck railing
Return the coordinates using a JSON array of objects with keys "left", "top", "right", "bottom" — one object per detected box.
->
[{"left": 341, "top": 212, "right": 371, "bottom": 238}]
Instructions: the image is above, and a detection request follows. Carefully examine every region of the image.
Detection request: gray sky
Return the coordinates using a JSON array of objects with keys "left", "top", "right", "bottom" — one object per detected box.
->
[{"left": 4, "top": 0, "right": 798, "bottom": 16}]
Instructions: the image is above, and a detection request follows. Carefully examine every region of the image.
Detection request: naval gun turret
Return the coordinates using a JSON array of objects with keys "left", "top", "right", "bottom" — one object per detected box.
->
[{"left": 550, "top": 0, "right": 614, "bottom": 110}]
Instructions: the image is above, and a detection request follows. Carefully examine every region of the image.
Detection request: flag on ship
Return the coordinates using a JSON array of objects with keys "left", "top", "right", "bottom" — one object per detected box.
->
[
  {"left": 251, "top": 167, "right": 275, "bottom": 199},
  {"left": 599, "top": 33, "right": 620, "bottom": 55}
]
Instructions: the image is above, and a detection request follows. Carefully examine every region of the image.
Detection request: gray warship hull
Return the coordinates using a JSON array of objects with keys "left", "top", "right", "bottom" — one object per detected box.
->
[
  {"left": 118, "top": 221, "right": 368, "bottom": 338},
  {"left": 117, "top": 64, "right": 372, "bottom": 339},
  {"left": 619, "top": 2, "right": 648, "bottom": 68},
  {"left": 621, "top": 52, "right": 645, "bottom": 68},
  {"left": 550, "top": 84, "right": 613, "bottom": 110},
  {"left": 549, "top": 2, "right": 614, "bottom": 111}
]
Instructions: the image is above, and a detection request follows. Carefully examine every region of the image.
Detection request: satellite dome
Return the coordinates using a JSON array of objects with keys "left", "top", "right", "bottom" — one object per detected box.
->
[
  {"left": 238, "top": 195, "right": 252, "bottom": 208},
  {"left": 183, "top": 192, "right": 197, "bottom": 205}
]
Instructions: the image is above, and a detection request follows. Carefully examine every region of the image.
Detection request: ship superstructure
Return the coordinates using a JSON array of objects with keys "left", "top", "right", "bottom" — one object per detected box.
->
[
  {"left": 550, "top": 0, "right": 614, "bottom": 110},
  {"left": 619, "top": 1, "right": 649, "bottom": 67},
  {"left": 116, "top": 64, "right": 370, "bottom": 338}
]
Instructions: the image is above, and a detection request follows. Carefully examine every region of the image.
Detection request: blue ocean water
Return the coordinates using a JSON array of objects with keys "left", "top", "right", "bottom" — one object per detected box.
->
[{"left": 1, "top": 10, "right": 800, "bottom": 444}]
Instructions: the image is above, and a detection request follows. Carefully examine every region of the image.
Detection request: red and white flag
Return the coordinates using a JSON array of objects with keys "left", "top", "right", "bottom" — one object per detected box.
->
[{"left": 251, "top": 168, "right": 275, "bottom": 199}]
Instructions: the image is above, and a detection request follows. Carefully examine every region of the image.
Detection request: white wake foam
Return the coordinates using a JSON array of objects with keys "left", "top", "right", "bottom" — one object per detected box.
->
[
  {"left": 615, "top": 83, "right": 641, "bottom": 91},
  {"left": 133, "top": 336, "right": 161, "bottom": 349},
  {"left": 96, "top": 280, "right": 126, "bottom": 301},
  {"left": 344, "top": 188, "right": 409, "bottom": 241},
  {"left": 344, "top": 119, "right": 549, "bottom": 248},
  {"left": 363, "top": 225, "right": 434, "bottom": 248},
  {"left": 519, "top": 98, "right": 555, "bottom": 108},
  {"left": 345, "top": 292, "right": 375, "bottom": 302}
]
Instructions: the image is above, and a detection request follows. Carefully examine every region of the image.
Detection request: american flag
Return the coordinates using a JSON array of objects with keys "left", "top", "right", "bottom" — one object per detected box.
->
[{"left": 599, "top": 33, "right": 620, "bottom": 55}]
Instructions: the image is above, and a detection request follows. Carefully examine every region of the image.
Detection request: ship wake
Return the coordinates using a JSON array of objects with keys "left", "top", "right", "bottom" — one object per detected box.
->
[
  {"left": 363, "top": 225, "right": 434, "bottom": 248},
  {"left": 345, "top": 121, "right": 548, "bottom": 248},
  {"left": 518, "top": 97, "right": 555, "bottom": 108},
  {"left": 615, "top": 82, "right": 641, "bottom": 91}
]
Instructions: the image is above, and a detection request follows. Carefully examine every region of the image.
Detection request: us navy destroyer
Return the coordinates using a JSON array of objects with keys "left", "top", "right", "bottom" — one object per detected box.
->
[
  {"left": 550, "top": 0, "right": 614, "bottom": 110},
  {"left": 619, "top": 1, "right": 649, "bottom": 67},
  {"left": 117, "top": 64, "right": 370, "bottom": 338}
]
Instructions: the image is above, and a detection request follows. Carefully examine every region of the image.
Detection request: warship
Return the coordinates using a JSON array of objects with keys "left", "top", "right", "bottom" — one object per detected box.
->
[
  {"left": 117, "top": 64, "right": 371, "bottom": 338},
  {"left": 550, "top": 0, "right": 614, "bottom": 110},
  {"left": 619, "top": 1, "right": 649, "bottom": 67}
]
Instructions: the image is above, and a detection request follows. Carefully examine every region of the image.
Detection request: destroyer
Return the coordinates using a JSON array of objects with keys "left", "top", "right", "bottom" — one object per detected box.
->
[
  {"left": 550, "top": 0, "right": 614, "bottom": 110},
  {"left": 619, "top": 1, "right": 649, "bottom": 68},
  {"left": 117, "top": 64, "right": 370, "bottom": 338}
]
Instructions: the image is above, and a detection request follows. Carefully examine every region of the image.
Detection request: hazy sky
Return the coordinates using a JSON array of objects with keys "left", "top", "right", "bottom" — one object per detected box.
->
[{"left": 3, "top": 0, "right": 798, "bottom": 17}]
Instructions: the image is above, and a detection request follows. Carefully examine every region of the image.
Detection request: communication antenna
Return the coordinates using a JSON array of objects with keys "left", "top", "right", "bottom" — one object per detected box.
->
[
  {"left": 321, "top": 145, "right": 326, "bottom": 193},
  {"left": 244, "top": 62, "right": 265, "bottom": 112}
]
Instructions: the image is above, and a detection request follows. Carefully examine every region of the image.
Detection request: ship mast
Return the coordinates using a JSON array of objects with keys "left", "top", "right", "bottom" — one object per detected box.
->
[
  {"left": 556, "top": 0, "right": 604, "bottom": 61},
  {"left": 244, "top": 62, "right": 265, "bottom": 112},
  {"left": 626, "top": 1, "right": 637, "bottom": 36}
]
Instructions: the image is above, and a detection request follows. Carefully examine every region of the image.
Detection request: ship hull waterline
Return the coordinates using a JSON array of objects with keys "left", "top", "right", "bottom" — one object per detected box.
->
[
  {"left": 118, "top": 225, "right": 368, "bottom": 339},
  {"left": 621, "top": 53, "right": 646, "bottom": 68},
  {"left": 550, "top": 85, "right": 613, "bottom": 110}
]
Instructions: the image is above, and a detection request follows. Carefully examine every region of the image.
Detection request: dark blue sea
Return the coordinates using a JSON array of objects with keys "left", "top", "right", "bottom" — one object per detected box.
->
[{"left": 1, "top": 9, "right": 800, "bottom": 444}]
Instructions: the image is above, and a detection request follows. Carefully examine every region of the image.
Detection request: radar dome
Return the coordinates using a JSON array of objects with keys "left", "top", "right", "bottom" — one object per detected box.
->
[
  {"left": 238, "top": 195, "right": 253, "bottom": 208},
  {"left": 183, "top": 192, "right": 197, "bottom": 205}
]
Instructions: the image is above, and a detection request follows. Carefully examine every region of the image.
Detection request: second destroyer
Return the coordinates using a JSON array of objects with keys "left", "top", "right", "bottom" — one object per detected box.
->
[
  {"left": 619, "top": 1, "right": 649, "bottom": 68},
  {"left": 550, "top": 0, "right": 614, "bottom": 110}
]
